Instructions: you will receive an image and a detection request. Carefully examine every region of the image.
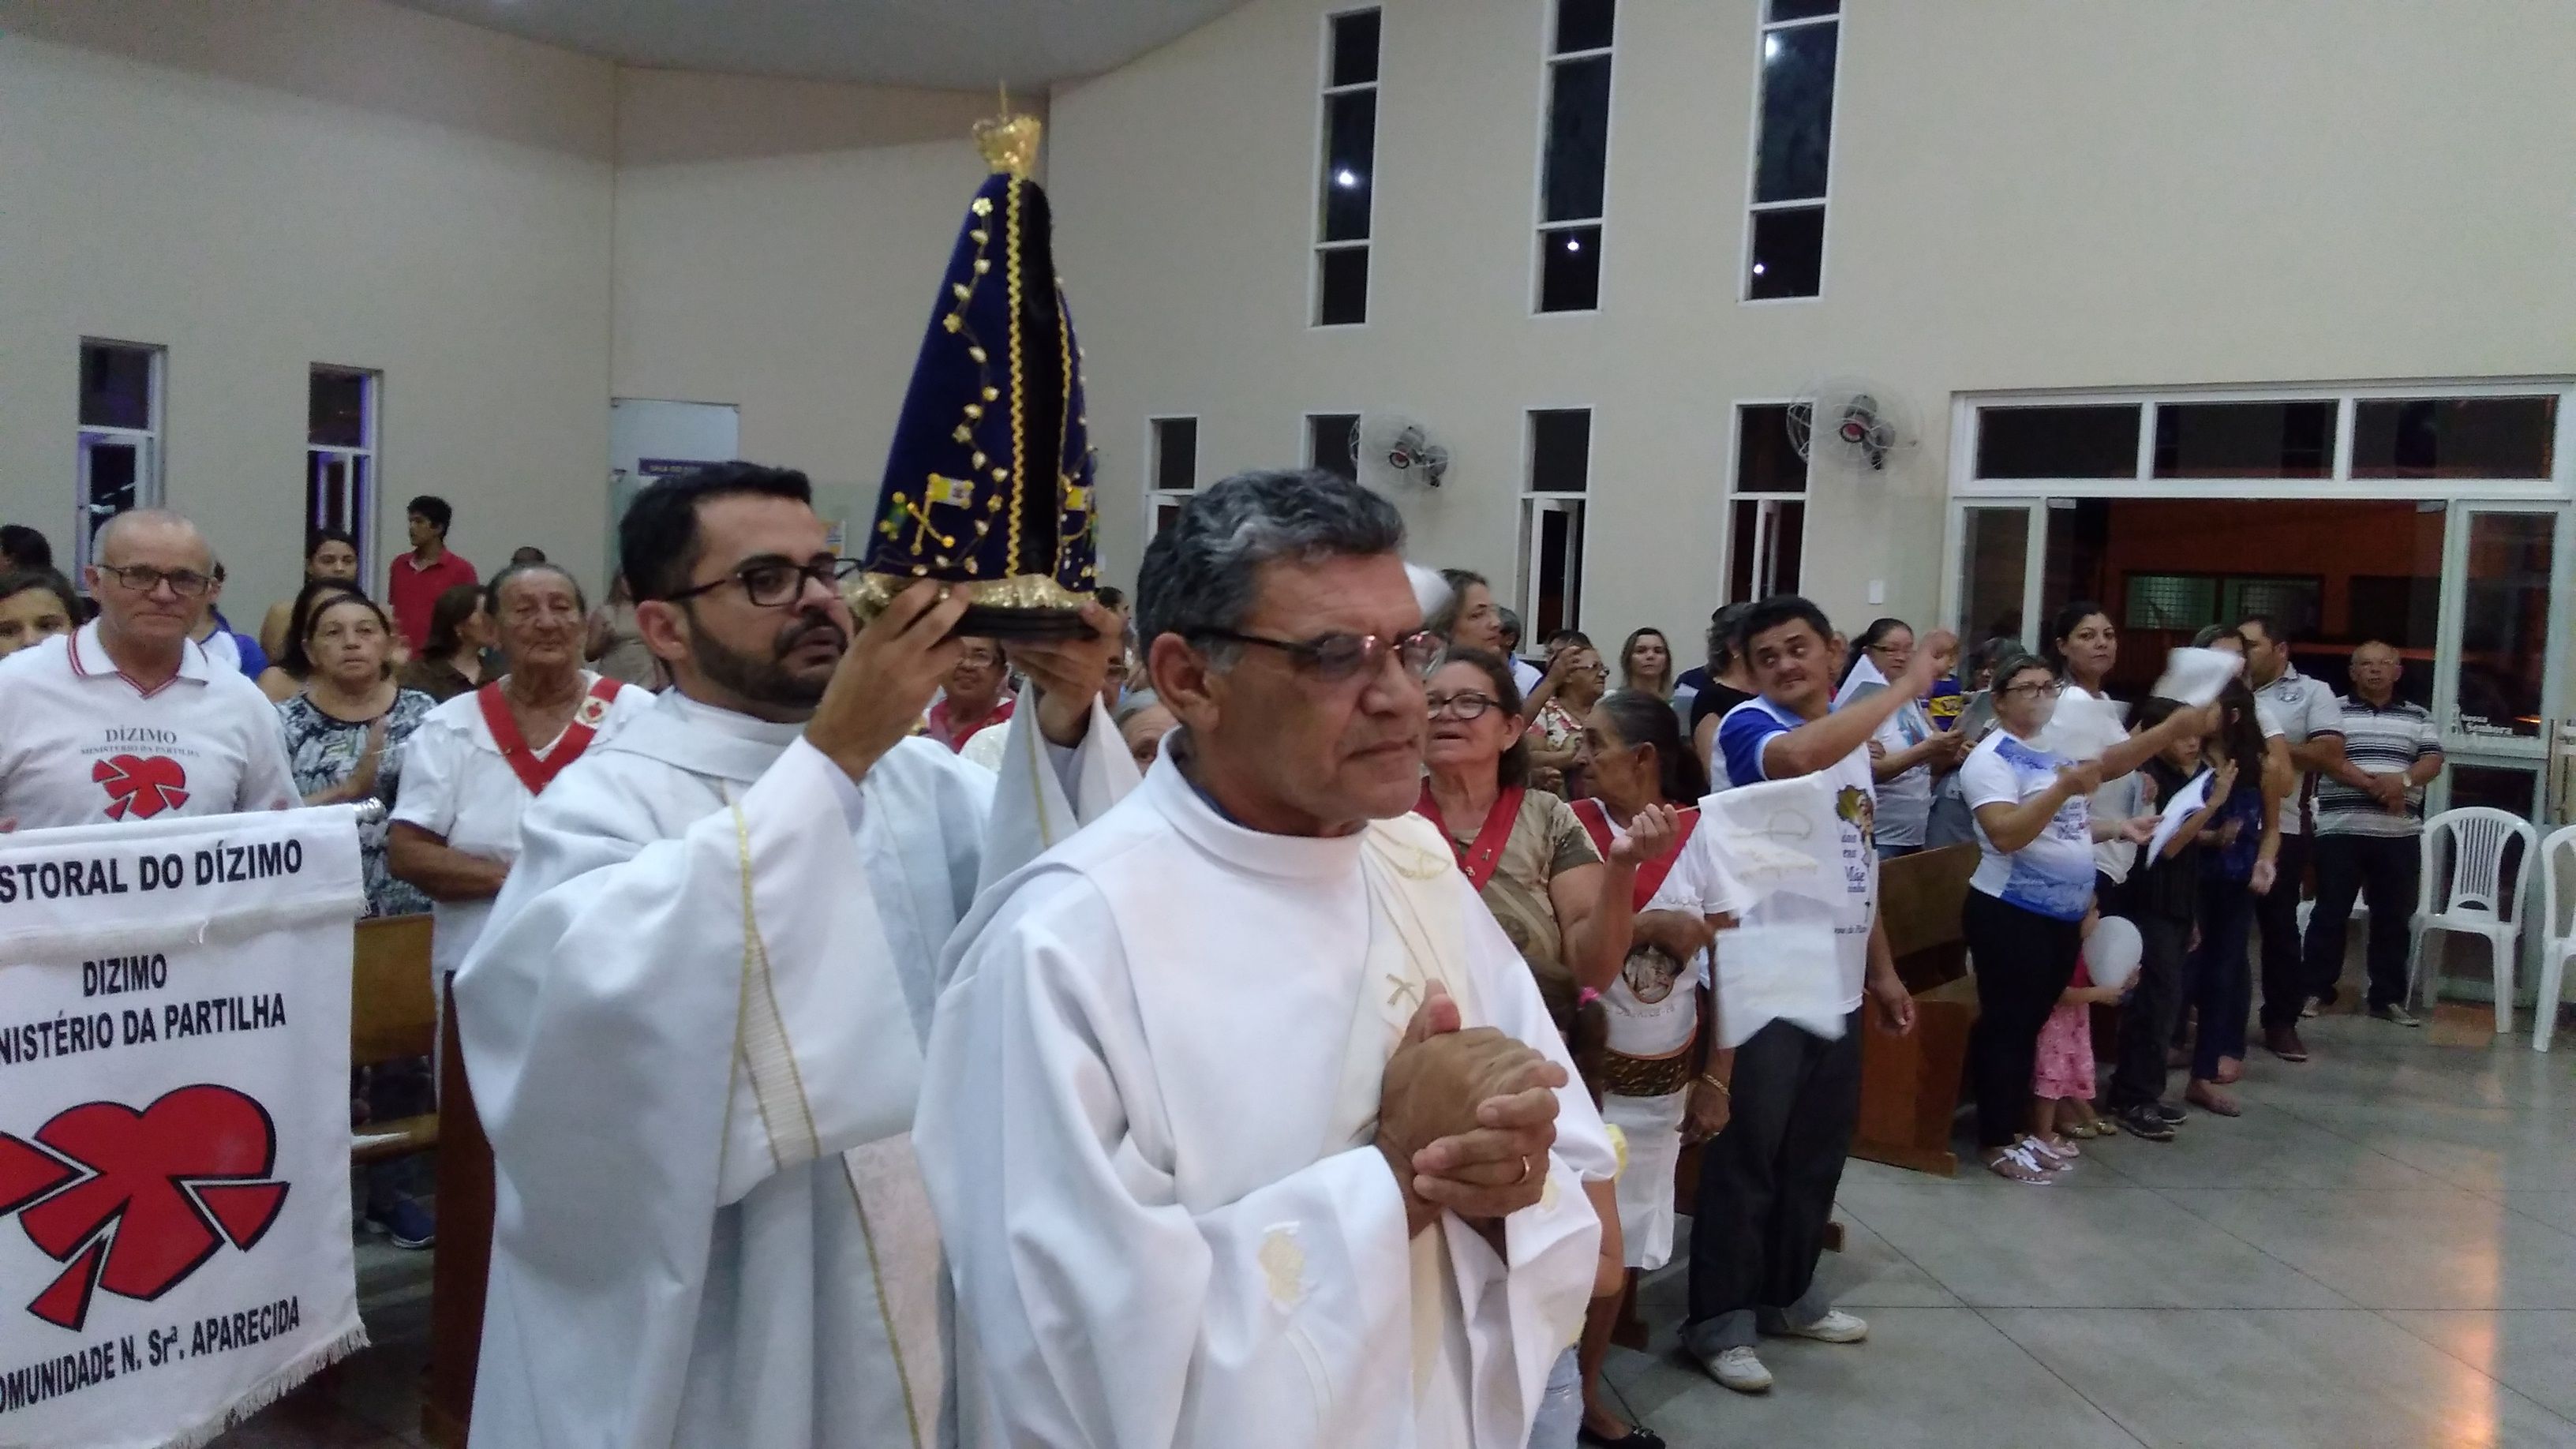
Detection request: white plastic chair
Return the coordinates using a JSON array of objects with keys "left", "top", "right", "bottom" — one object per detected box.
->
[
  {"left": 2409, "top": 807, "right": 2538, "bottom": 1034},
  {"left": 2533, "top": 823, "right": 2576, "bottom": 1052}
]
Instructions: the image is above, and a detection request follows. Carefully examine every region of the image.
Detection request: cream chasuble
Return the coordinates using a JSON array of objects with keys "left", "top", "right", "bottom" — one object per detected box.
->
[
  {"left": 454, "top": 685, "right": 1132, "bottom": 1449},
  {"left": 916, "top": 752, "right": 1613, "bottom": 1447}
]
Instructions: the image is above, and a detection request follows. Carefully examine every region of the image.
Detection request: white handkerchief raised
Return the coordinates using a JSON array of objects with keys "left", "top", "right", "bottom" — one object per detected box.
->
[
  {"left": 2151, "top": 646, "right": 2243, "bottom": 708},
  {"left": 1710, "top": 922, "right": 1850, "bottom": 1047},
  {"left": 2146, "top": 766, "right": 2214, "bottom": 863},
  {"left": 1698, "top": 773, "right": 1839, "bottom": 909}
]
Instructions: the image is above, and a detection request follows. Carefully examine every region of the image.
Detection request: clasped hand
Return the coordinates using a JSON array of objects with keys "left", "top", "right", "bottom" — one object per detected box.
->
[{"left": 1376, "top": 982, "right": 1565, "bottom": 1236}]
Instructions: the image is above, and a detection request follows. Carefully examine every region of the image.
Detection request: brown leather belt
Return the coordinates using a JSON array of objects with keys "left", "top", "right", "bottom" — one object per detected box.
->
[{"left": 1601, "top": 1047, "right": 1694, "bottom": 1099}]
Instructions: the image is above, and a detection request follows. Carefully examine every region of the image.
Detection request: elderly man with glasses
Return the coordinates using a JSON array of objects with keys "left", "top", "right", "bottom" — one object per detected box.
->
[
  {"left": 0, "top": 509, "right": 297, "bottom": 830},
  {"left": 918, "top": 467, "right": 1616, "bottom": 1448}
]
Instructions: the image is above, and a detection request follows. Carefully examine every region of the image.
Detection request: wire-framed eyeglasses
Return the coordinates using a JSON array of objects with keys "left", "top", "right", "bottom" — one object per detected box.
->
[{"left": 1194, "top": 627, "right": 1442, "bottom": 683}]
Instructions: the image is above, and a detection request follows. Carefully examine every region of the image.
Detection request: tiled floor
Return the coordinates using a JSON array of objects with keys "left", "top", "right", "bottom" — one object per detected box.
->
[
  {"left": 1608, "top": 1002, "right": 2576, "bottom": 1449},
  {"left": 216, "top": 1000, "right": 2576, "bottom": 1448}
]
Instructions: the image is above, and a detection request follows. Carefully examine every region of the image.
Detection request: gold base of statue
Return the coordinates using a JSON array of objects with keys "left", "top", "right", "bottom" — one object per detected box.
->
[{"left": 844, "top": 571, "right": 1099, "bottom": 642}]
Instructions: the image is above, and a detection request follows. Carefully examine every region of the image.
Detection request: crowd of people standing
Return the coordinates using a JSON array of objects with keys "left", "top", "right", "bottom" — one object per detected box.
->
[{"left": 0, "top": 464, "right": 2462, "bottom": 1449}]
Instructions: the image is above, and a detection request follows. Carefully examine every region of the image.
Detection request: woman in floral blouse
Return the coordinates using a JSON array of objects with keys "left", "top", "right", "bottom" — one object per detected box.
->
[{"left": 276, "top": 590, "right": 434, "bottom": 918}]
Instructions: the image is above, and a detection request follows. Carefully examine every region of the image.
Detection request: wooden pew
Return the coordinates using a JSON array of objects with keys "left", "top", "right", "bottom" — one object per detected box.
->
[
  {"left": 1852, "top": 844, "right": 1981, "bottom": 1177},
  {"left": 423, "top": 981, "right": 492, "bottom": 1449},
  {"left": 350, "top": 915, "right": 438, "bottom": 1163}
]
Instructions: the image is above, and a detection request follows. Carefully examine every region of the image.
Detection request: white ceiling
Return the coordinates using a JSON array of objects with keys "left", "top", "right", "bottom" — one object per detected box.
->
[{"left": 392, "top": 0, "right": 1247, "bottom": 89}]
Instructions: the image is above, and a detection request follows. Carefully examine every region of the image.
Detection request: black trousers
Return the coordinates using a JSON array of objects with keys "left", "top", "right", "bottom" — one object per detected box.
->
[
  {"left": 2255, "top": 832, "right": 2313, "bottom": 1030},
  {"left": 1683, "top": 1009, "right": 1862, "bottom": 1352},
  {"left": 2304, "top": 833, "right": 2420, "bottom": 1010},
  {"left": 2109, "top": 913, "right": 2192, "bottom": 1110},
  {"left": 1962, "top": 891, "right": 2083, "bottom": 1149}
]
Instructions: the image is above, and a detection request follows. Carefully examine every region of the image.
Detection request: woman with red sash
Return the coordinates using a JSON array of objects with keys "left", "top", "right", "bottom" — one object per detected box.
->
[{"left": 1417, "top": 649, "right": 1679, "bottom": 1449}]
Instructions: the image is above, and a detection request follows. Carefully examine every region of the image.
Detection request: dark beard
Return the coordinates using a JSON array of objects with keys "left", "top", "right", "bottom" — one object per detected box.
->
[{"left": 689, "top": 608, "right": 845, "bottom": 710}]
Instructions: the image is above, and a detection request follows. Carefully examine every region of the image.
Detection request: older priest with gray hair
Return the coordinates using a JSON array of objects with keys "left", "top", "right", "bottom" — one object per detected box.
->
[{"left": 918, "top": 469, "right": 1615, "bottom": 1447}]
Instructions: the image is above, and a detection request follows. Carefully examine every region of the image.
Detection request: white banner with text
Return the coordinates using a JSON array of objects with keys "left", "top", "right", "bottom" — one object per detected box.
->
[{"left": 0, "top": 807, "right": 368, "bottom": 1449}]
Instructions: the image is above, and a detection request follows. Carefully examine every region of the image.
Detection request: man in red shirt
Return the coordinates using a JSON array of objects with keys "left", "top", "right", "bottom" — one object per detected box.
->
[
  {"left": 388, "top": 494, "right": 477, "bottom": 651},
  {"left": 923, "top": 637, "right": 1013, "bottom": 751}
]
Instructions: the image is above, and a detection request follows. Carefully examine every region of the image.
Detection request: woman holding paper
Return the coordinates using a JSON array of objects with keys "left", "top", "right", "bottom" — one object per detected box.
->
[
  {"left": 2041, "top": 602, "right": 2162, "bottom": 908},
  {"left": 2174, "top": 680, "right": 2281, "bottom": 1115},
  {"left": 1836, "top": 618, "right": 1971, "bottom": 859},
  {"left": 1958, "top": 652, "right": 2199, "bottom": 1183},
  {"left": 2106, "top": 698, "right": 2235, "bottom": 1140}
]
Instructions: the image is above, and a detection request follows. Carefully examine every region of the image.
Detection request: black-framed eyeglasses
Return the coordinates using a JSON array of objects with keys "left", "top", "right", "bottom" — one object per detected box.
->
[
  {"left": 2001, "top": 679, "right": 2065, "bottom": 699},
  {"left": 95, "top": 564, "right": 213, "bottom": 598},
  {"left": 1426, "top": 690, "right": 1501, "bottom": 721},
  {"left": 1194, "top": 627, "right": 1442, "bottom": 683},
  {"left": 661, "top": 556, "right": 862, "bottom": 608}
]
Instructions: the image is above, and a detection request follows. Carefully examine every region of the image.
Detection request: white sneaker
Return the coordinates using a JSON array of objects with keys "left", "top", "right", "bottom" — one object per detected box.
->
[
  {"left": 1776, "top": 1309, "right": 1870, "bottom": 1344},
  {"left": 1705, "top": 1345, "right": 1774, "bottom": 1393}
]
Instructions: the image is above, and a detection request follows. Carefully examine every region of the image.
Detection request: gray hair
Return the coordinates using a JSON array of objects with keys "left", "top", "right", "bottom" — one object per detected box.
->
[
  {"left": 485, "top": 560, "right": 587, "bottom": 617},
  {"left": 1136, "top": 468, "right": 1405, "bottom": 664}
]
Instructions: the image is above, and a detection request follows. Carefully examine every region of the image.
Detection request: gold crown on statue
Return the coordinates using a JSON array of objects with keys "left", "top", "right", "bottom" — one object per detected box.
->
[{"left": 974, "top": 92, "right": 1042, "bottom": 179}]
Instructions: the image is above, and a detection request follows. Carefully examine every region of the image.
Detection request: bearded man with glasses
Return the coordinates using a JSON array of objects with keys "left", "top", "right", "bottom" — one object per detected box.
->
[
  {"left": 0, "top": 509, "right": 297, "bottom": 830},
  {"left": 918, "top": 468, "right": 1616, "bottom": 1447},
  {"left": 448, "top": 461, "right": 1133, "bottom": 1449}
]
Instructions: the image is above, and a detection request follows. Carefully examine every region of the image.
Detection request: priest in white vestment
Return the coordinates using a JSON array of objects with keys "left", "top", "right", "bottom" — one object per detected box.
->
[
  {"left": 918, "top": 470, "right": 1615, "bottom": 1448},
  {"left": 455, "top": 464, "right": 1133, "bottom": 1449}
]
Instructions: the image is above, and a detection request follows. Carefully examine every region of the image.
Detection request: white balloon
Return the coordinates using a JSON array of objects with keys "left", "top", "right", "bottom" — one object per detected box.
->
[{"left": 2082, "top": 915, "right": 2144, "bottom": 994}]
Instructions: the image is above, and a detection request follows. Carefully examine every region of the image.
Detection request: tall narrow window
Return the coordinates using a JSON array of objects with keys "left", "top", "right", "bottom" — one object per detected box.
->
[
  {"left": 1518, "top": 409, "right": 1589, "bottom": 639},
  {"left": 1315, "top": 9, "right": 1380, "bottom": 327},
  {"left": 1743, "top": 0, "right": 1839, "bottom": 301},
  {"left": 76, "top": 340, "right": 166, "bottom": 571},
  {"left": 1536, "top": 0, "right": 1614, "bottom": 313},
  {"left": 1148, "top": 416, "right": 1198, "bottom": 540},
  {"left": 308, "top": 369, "right": 378, "bottom": 580},
  {"left": 1727, "top": 403, "right": 1806, "bottom": 601},
  {"left": 1307, "top": 413, "right": 1362, "bottom": 481}
]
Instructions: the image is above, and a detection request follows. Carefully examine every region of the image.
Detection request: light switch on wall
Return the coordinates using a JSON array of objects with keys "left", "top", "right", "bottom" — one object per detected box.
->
[{"left": 1867, "top": 578, "right": 1885, "bottom": 605}]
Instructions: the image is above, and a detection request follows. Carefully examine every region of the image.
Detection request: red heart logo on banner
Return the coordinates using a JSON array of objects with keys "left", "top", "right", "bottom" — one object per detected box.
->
[
  {"left": 0, "top": 1085, "right": 288, "bottom": 1331},
  {"left": 91, "top": 754, "right": 191, "bottom": 820}
]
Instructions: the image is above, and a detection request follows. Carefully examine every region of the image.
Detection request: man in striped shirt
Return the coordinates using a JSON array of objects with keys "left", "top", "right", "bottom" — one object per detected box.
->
[{"left": 2302, "top": 641, "right": 2443, "bottom": 1026}]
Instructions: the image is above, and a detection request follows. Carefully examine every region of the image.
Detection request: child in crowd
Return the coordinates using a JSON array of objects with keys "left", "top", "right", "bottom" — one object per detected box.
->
[{"left": 2030, "top": 911, "right": 2125, "bottom": 1159}]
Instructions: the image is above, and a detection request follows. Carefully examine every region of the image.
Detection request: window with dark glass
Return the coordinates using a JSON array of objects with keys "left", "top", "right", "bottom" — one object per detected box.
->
[
  {"left": 1734, "top": 403, "right": 1807, "bottom": 492},
  {"left": 77, "top": 341, "right": 165, "bottom": 571},
  {"left": 1316, "top": 9, "right": 1380, "bottom": 326},
  {"left": 2151, "top": 400, "right": 2334, "bottom": 479},
  {"left": 1309, "top": 414, "right": 1361, "bottom": 481},
  {"left": 1151, "top": 417, "right": 1197, "bottom": 494},
  {"left": 2351, "top": 396, "right": 2556, "bottom": 480},
  {"left": 1743, "top": 2, "right": 1838, "bottom": 299},
  {"left": 1520, "top": 408, "right": 1591, "bottom": 636},
  {"left": 1975, "top": 405, "right": 2143, "bottom": 480},
  {"left": 1728, "top": 403, "right": 1806, "bottom": 602},
  {"left": 1536, "top": 0, "right": 1613, "bottom": 313},
  {"left": 305, "top": 368, "right": 376, "bottom": 571},
  {"left": 80, "top": 344, "right": 155, "bottom": 431},
  {"left": 1529, "top": 410, "right": 1592, "bottom": 492}
]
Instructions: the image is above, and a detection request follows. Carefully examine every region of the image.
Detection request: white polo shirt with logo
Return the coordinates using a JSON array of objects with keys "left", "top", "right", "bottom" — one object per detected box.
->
[{"left": 0, "top": 622, "right": 299, "bottom": 829}]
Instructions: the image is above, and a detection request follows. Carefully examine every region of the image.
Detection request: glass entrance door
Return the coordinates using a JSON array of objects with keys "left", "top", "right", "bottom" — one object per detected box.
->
[{"left": 2431, "top": 504, "right": 2571, "bottom": 822}]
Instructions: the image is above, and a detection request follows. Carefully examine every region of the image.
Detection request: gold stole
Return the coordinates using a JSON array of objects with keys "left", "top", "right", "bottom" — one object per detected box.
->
[{"left": 1335, "top": 813, "right": 1485, "bottom": 1414}]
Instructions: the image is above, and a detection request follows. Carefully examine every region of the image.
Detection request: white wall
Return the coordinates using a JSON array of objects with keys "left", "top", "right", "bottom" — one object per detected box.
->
[
  {"left": 0, "top": 0, "right": 618, "bottom": 614},
  {"left": 608, "top": 70, "right": 1017, "bottom": 534},
  {"left": 1047, "top": 0, "right": 2576, "bottom": 646}
]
